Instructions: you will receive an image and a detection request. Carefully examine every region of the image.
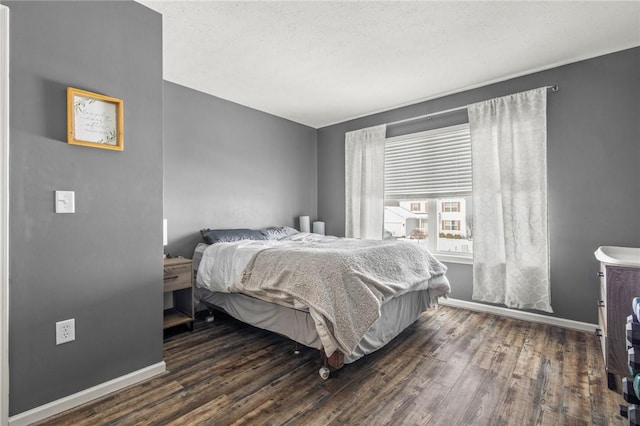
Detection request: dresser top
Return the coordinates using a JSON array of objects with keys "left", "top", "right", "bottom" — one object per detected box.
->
[{"left": 595, "top": 246, "right": 640, "bottom": 268}]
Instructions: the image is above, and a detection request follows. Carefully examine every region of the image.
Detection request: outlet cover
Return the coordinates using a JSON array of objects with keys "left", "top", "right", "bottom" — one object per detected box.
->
[{"left": 56, "top": 318, "right": 75, "bottom": 345}]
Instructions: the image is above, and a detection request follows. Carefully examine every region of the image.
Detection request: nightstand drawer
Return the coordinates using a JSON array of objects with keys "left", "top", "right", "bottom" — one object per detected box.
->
[{"left": 163, "top": 263, "right": 192, "bottom": 292}]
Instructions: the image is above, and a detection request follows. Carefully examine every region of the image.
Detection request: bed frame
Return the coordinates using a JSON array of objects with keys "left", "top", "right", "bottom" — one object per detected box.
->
[{"left": 195, "top": 287, "right": 440, "bottom": 379}]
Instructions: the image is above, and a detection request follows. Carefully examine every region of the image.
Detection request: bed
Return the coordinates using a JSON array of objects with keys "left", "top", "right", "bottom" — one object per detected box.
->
[{"left": 192, "top": 226, "right": 450, "bottom": 378}]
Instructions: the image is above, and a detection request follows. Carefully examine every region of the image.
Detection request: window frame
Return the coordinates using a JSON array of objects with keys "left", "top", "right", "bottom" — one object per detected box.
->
[{"left": 384, "top": 123, "right": 473, "bottom": 265}]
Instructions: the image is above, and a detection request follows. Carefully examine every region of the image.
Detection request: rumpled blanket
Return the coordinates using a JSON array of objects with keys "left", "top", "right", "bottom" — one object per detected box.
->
[{"left": 239, "top": 239, "right": 449, "bottom": 357}]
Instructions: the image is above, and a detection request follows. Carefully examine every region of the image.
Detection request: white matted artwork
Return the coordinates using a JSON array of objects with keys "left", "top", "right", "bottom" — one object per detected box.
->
[{"left": 67, "top": 87, "right": 123, "bottom": 151}]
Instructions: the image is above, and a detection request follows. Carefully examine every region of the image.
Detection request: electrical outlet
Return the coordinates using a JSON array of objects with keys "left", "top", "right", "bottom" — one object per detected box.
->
[{"left": 56, "top": 318, "right": 75, "bottom": 345}]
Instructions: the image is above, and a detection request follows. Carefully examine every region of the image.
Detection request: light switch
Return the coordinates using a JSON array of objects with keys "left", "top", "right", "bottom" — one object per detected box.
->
[{"left": 55, "top": 190, "right": 75, "bottom": 214}]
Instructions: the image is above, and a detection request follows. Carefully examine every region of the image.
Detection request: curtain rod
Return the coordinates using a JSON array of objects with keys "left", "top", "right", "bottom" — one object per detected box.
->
[{"left": 387, "top": 85, "right": 559, "bottom": 127}]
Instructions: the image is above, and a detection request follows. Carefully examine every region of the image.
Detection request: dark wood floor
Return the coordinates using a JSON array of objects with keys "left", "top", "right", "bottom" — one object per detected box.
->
[{"left": 37, "top": 306, "right": 625, "bottom": 425}]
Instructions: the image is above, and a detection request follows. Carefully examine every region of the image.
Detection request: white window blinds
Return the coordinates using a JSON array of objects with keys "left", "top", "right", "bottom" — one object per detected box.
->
[{"left": 385, "top": 123, "right": 472, "bottom": 199}]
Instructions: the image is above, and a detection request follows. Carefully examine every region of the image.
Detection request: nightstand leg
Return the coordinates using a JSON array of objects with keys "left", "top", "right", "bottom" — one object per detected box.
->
[{"left": 607, "top": 372, "right": 616, "bottom": 390}]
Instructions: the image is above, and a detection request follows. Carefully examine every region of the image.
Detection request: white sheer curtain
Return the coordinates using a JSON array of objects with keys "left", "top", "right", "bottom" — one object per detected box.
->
[
  {"left": 345, "top": 125, "right": 387, "bottom": 239},
  {"left": 468, "top": 88, "right": 552, "bottom": 312}
]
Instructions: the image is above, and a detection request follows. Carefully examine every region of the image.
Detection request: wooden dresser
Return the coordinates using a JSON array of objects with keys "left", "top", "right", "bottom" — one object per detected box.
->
[
  {"left": 597, "top": 262, "right": 640, "bottom": 389},
  {"left": 163, "top": 257, "right": 194, "bottom": 330}
]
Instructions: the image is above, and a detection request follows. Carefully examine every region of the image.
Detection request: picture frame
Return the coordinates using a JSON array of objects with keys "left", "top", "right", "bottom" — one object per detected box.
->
[{"left": 67, "top": 87, "right": 123, "bottom": 151}]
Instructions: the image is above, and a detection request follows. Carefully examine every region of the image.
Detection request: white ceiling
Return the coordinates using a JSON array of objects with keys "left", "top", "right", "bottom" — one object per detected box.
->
[{"left": 138, "top": 1, "right": 640, "bottom": 128}]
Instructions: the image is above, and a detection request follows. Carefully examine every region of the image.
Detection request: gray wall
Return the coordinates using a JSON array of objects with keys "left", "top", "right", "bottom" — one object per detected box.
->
[
  {"left": 163, "top": 81, "right": 317, "bottom": 258},
  {"left": 4, "top": 1, "right": 164, "bottom": 415},
  {"left": 4, "top": 0, "right": 637, "bottom": 415},
  {"left": 318, "top": 47, "right": 640, "bottom": 324}
]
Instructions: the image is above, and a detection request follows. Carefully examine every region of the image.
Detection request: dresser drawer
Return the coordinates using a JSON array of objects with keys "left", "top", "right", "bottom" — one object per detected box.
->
[{"left": 163, "top": 262, "right": 192, "bottom": 292}]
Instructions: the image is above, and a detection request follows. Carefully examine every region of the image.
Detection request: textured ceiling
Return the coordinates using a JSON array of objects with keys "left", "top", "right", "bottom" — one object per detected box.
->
[{"left": 138, "top": 1, "right": 640, "bottom": 128}]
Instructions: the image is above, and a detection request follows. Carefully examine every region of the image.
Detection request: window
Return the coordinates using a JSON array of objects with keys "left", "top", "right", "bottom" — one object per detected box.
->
[
  {"left": 441, "top": 220, "right": 461, "bottom": 231},
  {"left": 383, "top": 124, "right": 472, "bottom": 261},
  {"left": 442, "top": 201, "right": 460, "bottom": 212}
]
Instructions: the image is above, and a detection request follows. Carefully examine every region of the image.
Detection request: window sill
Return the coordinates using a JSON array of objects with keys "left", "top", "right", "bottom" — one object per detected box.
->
[{"left": 434, "top": 253, "right": 473, "bottom": 265}]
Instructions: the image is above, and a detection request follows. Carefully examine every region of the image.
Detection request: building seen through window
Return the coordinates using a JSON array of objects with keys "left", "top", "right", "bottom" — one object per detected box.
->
[{"left": 383, "top": 196, "right": 473, "bottom": 255}]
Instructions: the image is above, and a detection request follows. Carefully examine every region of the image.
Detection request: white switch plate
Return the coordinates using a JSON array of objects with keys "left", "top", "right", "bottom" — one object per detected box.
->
[{"left": 55, "top": 190, "right": 75, "bottom": 213}]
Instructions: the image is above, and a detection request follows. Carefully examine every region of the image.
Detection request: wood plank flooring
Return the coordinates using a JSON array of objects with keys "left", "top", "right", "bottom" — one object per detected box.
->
[{"left": 36, "top": 306, "right": 626, "bottom": 425}]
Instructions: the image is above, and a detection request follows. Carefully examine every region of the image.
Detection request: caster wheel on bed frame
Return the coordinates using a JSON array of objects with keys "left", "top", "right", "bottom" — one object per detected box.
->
[{"left": 319, "top": 367, "right": 330, "bottom": 380}]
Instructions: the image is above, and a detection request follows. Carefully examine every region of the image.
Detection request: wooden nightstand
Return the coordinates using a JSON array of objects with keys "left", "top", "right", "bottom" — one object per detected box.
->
[{"left": 163, "top": 257, "right": 194, "bottom": 330}]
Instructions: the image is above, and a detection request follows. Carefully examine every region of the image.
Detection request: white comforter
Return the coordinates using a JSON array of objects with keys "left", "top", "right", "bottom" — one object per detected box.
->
[
  {"left": 196, "top": 233, "right": 337, "bottom": 296},
  {"left": 195, "top": 233, "right": 450, "bottom": 357}
]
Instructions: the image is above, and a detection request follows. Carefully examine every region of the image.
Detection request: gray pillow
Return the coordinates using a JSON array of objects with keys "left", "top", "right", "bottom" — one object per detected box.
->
[{"left": 200, "top": 228, "right": 267, "bottom": 245}]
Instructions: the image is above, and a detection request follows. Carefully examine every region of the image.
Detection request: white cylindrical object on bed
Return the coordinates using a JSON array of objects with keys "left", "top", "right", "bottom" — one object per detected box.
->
[
  {"left": 313, "top": 221, "right": 325, "bottom": 235},
  {"left": 299, "top": 215, "right": 310, "bottom": 233}
]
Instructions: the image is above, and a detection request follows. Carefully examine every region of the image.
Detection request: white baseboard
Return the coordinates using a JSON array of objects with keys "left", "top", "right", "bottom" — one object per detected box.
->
[
  {"left": 440, "top": 298, "right": 597, "bottom": 333},
  {"left": 8, "top": 361, "right": 166, "bottom": 426}
]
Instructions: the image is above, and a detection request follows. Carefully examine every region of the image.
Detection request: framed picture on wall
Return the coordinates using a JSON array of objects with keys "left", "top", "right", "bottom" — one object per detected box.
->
[{"left": 67, "top": 87, "right": 124, "bottom": 151}]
